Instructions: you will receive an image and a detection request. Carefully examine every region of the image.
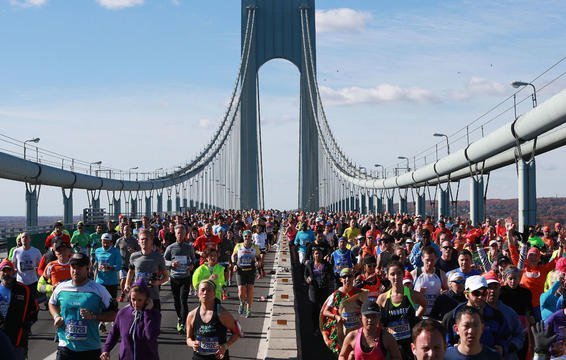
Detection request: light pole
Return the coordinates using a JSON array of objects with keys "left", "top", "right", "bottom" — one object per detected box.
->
[
  {"left": 23, "top": 137, "right": 40, "bottom": 160},
  {"left": 397, "top": 156, "right": 410, "bottom": 172},
  {"left": 90, "top": 161, "right": 102, "bottom": 175},
  {"left": 512, "top": 81, "right": 537, "bottom": 108},
  {"left": 433, "top": 133, "right": 450, "bottom": 155}
]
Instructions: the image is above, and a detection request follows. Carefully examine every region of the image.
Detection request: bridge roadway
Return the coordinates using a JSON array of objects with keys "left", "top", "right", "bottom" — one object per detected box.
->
[{"left": 27, "top": 250, "right": 278, "bottom": 360}]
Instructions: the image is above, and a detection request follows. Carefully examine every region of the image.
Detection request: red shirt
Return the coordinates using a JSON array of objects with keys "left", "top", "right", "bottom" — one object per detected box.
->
[
  {"left": 44, "top": 233, "right": 70, "bottom": 250},
  {"left": 193, "top": 234, "right": 221, "bottom": 253}
]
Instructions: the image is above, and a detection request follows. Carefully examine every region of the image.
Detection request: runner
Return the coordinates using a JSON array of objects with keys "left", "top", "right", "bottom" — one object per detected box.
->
[
  {"left": 411, "top": 319, "right": 447, "bottom": 360},
  {"left": 339, "top": 300, "right": 402, "bottom": 360},
  {"left": 71, "top": 221, "right": 90, "bottom": 255},
  {"left": 37, "top": 239, "right": 72, "bottom": 300},
  {"left": 48, "top": 253, "right": 117, "bottom": 360},
  {"left": 0, "top": 259, "right": 36, "bottom": 360},
  {"left": 186, "top": 280, "right": 242, "bottom": 360},
  {"left": 125, "top": 230, "right": 169, "bottom": 311},
  {"left": 377, "top": 261, "right": 426, "bottom": 360},
  {"left": 115, "top": 224, "right": 140, "bottom": 302},
  {"left": 231, "top": 230, "right": 262, "bottom": 318},
  {"left": 193, "top": 248, "right": 226, "bottom": 301},
  {"left": 93, "top": 233, "right": 122, "bottom": 331},
  {"left": 194, "top": 224, "right": 221, "bottom": 265},
  {"left": 411, "top": 246, "right": 448, "bottom": 317},
  {"left": 11, "top": 232, "right": 42, "bottom": 299},
  {"left": 164, "top": 224, "right": 197, "bottom": 334}
]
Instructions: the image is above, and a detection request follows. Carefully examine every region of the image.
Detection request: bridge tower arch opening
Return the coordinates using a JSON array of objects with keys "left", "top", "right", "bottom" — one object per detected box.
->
[{"left": 240, "top": 0, "right": 319, "bottom": 211}]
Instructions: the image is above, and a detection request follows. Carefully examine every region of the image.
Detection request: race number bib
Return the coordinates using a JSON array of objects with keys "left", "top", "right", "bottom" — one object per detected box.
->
[
  {"left": 387, "top": 320, "right": 411, "bottom": 340},
  {"left": 65, "top": 319, "right": 88, "bottom": 341},
  {"left": 136, "top": 272, "right": 154, "bottom": 284},
  {"left": 342, "top": 311, "right": 361, "bottom": 330},
  {"left": 174, "top": 255, "right": 188, "bottom": 272},
  {"left": 196, "top": 335, "right": 219, "bottom": 355}
]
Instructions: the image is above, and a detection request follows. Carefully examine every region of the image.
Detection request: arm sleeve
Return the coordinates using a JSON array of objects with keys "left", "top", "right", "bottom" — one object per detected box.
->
[
  {"left": 476, "top": 246, "right": 492, "bottom": 272},
  {"left": 517, "top": 244, "right": 528, "bottom": 271},
  {"left": 163, "top": 246, "right": 172, "bottom": 267},
  {"left": 509, "top": 243, "right": 520, "bottom": 267},
  {"left": 188, "top": 245, "right": 197, "bottom": 265},
  {"left": 192, "top": 266, "right": 204, "bottom": 290}
]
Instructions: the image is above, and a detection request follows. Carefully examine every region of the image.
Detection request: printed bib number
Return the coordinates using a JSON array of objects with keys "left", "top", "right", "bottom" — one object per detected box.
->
[
  {"left": 136, "top": 272, "right": 154, "bottom": 284},
  {"left": 197, "top": 335, "right": 219, "bottom": 355},
  {"left": 342, "top": 311, "right": 361, "bottom": 329},
  {"left": 388, "top": 322, "right": 411, "bottom": 340},
  {"left": 65, "top": 320, "right": 88, "bottom": 341},
  {"left": 174, "top": 255, "right": 188, "bottom": 271}
]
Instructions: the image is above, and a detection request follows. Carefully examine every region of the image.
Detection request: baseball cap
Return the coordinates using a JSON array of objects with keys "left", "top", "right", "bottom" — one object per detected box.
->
[
  {"left": 484, "top": 271, "right": 500, "bottom": 285},
  {"left": 361, "top": 299, "right": 381, "bottom": 316},
  {"left": 101, "top": 233, "right": 113, "bottom": 242},
  {"left": 340, "top": 268, "right": 353, "bottom": 278},
  {"left": 77, "top": 221, "right": 84, "bottom": 227},
  {"left": 69, "top": 253, "right": 90, "bottom": 267},
  {"left": 0, "top": 259, "right": 15, "bottom": 270},
  {"left": 448, "top": 271, "right": 465, "bottom": 283},
  {"left": 496, "top": 255, "right": 511, "bottom": 265},
  {"left": 527, "top": 247, "right": 541, "bottom": 256},
  {"left": 465, "top": 275, "right": 488, "bottom": 292},
  {"left": 489, "top": 240, "right": 498, "bottom": 247}
]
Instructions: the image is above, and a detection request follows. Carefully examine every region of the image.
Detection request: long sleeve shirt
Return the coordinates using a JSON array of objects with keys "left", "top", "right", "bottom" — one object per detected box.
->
[{"left": 103, "top": 305, "right": 161, "bottom": 360}]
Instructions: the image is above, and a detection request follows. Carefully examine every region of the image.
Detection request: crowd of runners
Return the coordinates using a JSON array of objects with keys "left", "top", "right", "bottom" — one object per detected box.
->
[
  {"left": 0, "top": 211, "right": 279, "bottom": 359},
  {"left": 286, "top": 212, "right": 565, "bottom": 360},
  {"left": 0, "top": 209, "right": 564, "bottom": 360}
]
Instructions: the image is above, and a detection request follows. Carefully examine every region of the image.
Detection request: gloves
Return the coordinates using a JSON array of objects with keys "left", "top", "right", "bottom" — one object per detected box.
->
[{"left": 531, "top": 321, "right": 557, "bottom": 354}]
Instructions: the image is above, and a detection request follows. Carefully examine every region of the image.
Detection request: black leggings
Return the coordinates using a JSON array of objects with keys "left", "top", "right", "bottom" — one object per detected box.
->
[
  {"left": 56, "top": 347, "right": 101, "bottom": 360},
  {"left": 170, "top": 276, "right": 191, "bottom": 323}
]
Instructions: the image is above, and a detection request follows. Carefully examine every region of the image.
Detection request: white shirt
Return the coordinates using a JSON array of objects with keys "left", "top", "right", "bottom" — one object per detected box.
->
[{"left": 12, "top": 246, "right": 42, "bottom": 285}]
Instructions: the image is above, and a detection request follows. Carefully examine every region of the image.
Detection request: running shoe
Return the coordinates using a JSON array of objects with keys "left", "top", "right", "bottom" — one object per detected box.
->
[
  {"left": 238, "top": 302, "right": 245, "bottom": 316},
  {"left": 222, "top": 291, "right": 228, "bottom": 301},
  {"left": 177, "top": 322, "right": 185, "bottom": 335},
  {"left": 245, "top": 309, "right": 251, "bottom": 318}
]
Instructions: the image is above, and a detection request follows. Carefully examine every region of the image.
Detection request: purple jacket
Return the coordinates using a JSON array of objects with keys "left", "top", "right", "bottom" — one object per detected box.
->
[{"left": 103, "top": 304, "right": 161, "bottom": 360}]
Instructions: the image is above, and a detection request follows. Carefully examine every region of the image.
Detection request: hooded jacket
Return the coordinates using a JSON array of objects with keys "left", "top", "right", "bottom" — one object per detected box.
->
[{"left": 103, "top": 301, "right": 161, "bottom": 360}]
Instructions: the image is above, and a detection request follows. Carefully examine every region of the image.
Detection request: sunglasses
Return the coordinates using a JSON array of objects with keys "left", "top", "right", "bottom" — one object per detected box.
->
[
  {"left": 470, "top": 288, "right": 487, "bottom": 297},
  {"left": 451, "top": 279, "right": 465, "bottom": 284},
  {"left": 442, "top": 246, "right": 452, "bottom": 250},
  {"left": 341, "top": 274, "right": 354, "bottom": 279}
]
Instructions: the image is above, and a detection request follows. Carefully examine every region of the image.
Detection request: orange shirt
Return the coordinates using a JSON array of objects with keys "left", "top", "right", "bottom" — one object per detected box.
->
[
  {"left": 520, "top": 258, "right": 556, "bottom": 307},
  {"left": 43, "top": 260, "right": 71, "bottom": 286}
]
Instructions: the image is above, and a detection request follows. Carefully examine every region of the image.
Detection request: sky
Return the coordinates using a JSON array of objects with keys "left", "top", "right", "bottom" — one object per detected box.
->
[{"left": 1, "top": 0, "right": 565, "bottom": 216}]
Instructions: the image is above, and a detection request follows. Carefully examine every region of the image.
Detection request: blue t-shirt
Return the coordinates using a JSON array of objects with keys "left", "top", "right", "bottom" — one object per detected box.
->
[
  {"left": 0, "top": 284, "right": 11, "bottom": 319},
  {"left": 445, "top": 346, "right": 502, "bottom": 360},
  {"left": 94, "top": 246, "right": 122, "bottom": 286},
  {"left": 50, "top": 280, "right": 112, "bottom": 352},
  {"left": 331, "top": 249, "right": 353, "bottom": 274},
  {"left": 294, "top": 230, "right": 315, "bottom": 253}
]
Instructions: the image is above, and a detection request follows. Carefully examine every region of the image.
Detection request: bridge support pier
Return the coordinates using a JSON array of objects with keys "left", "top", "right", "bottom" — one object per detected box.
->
[
  {"left": 62, "top": 188, "right": 73, "bottom": 226},
  {"left": 145, "top": 194, "right": 152, "bottom": 217},
  {"left": 375, "top": 195, "right": 383, "bottom": 214},
  {"left": 469, "top": 177, "right": 485, "bottom": 226},
  {"left": 438, "top": 188, "right": 450, "bottom": 219},
  {"left": 399, "top": 189, "right": 408, "bottom": 214},
  {"left": 385, "top": 196, "right": 394, "bottom": 215},
  {"left": 130, "top": 195, "right": 138, "bottom": 219},
  {"left": 25, "top": 184, "right": 40, "bottom": 227},
  {"left": 415, "top": 192, "right": 426, "bottom": 218},
  {"left": 361, "top": 194, "right": 367, "bottom": 214},
  {"left": 113, "top": 195, "right": 121, "bottom": 220},
  {"left": 156, "top": 190, "right": 163, "bottom": 214},
  {"left": 368, "top": 194, "right": 374, "bottom": 213},
  {"left": 518, "top": 159, "right": 537, "bottom": 230}
]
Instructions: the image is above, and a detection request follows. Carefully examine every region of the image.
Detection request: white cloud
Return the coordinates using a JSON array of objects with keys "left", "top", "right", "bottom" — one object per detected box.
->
[
  {"left": 95, "top": 0, "right": 144, "bottom": 10},
  {"left": 9, "top": 0, "right": 47, "bottom": 7},
  {"left": 316, "top": 8, "right": 372, "bottom": 33},
  {"left": 449, "top": 77, "right": 506, "bottom": 101},
  {"left": 320, "top": 84, "right": 438, "bottom": 106},
  {"left": 198, "top": 118, "right": 213, "bottom": 129}
]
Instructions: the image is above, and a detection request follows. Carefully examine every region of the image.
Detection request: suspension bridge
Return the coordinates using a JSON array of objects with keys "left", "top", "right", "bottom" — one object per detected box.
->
[{"left": 1, "top": 1, "right": 566, "bottom": 359}]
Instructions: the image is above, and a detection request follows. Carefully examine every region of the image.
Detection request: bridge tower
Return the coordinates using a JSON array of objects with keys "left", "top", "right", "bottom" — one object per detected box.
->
[{"left": 240, "top": 0, "right": 319, "bottom": 210}]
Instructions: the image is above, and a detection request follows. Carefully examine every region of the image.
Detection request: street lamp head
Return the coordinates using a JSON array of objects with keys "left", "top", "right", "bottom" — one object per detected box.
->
[
  {"left": 397, "top": 156, "right": 408, "bottom": 160},
  {"left": 92, "top": 161, "right": 102, "bottom": 165},
  {"left": 433, "top": 133, "right": 446, "bottom": 137},
  {"left": 26, "top": 137, "right": 40, "bottom": 143},
  {"left": 511, "top": 81, "right": 531, "bottom": 88}
]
